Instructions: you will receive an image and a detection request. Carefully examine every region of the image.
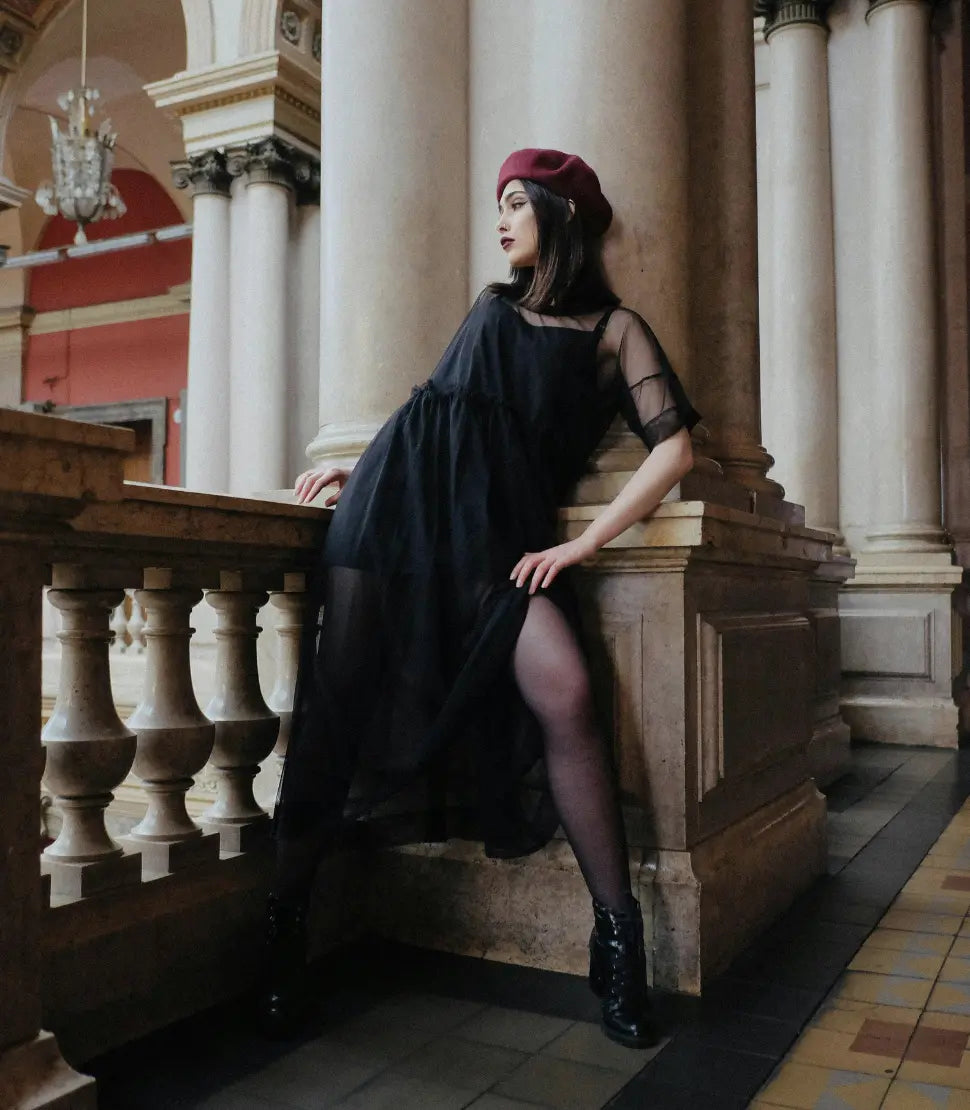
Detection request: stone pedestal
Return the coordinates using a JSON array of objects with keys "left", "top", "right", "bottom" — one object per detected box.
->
[
  {"left": 351, "top": 501, "right": 833, "bottom": 993},
  {"left": 840, "top": 553, "right": 963, "bottom": 747},
  {"left": 809, "top": 555, "right": 854, "bottom": 785}
]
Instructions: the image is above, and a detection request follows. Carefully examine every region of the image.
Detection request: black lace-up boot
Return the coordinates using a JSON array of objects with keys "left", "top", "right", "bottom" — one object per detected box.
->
[
  {"left": 258, "top": 893, "right": 309, "bottom": 1038},
  {"left": 588, "top": 894, "right": 661, "bottom": 1049}
]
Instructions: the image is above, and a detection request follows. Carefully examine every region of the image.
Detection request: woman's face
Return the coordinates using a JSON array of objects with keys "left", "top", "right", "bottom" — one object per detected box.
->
[{"left": 497, "top": 179, "right": 539, "bottom": 268}]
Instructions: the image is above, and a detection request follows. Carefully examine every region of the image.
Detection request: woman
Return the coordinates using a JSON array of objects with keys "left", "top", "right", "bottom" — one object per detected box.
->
[{"left": 264, "top": 148, "right": 700, "bottom": 1049}]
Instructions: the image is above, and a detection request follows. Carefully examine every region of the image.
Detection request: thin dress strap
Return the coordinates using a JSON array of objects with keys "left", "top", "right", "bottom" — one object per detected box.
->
[{"left": 592, "top": 307, "right": 615, "bottom": 342}]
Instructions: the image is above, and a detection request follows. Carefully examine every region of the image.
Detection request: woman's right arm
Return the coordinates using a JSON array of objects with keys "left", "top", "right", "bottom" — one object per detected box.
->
[{"left": 294, "top": 467, "right": 350, "bottom": 506}]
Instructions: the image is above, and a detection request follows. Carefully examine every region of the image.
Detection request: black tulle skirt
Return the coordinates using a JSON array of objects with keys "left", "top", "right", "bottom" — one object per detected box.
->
[{"left": 274, "top": 382, "right": 569, "bottom": 855}]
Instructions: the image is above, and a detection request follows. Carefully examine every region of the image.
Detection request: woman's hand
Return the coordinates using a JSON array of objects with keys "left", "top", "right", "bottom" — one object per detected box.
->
[
  {"left": 294, "top": 466, "right": 350, "bottom": 506},
  {"left": 511, "top": 535, "right": 598, "bottom": 595}
]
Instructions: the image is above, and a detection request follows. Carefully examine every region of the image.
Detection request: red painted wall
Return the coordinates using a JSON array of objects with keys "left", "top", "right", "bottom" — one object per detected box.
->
[{"left": 23, "top": 169, "right": 191, "bottom": 485}]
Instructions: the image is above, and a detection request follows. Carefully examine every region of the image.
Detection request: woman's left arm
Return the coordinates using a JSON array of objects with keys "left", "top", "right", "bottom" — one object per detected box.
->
[{"left": 511, "top": 427, "right": 694, "bottom": 594}]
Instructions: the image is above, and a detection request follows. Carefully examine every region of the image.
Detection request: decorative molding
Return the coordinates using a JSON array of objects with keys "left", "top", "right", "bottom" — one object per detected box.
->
[
  {"left": 294, "top": 157, "right": 320, "bottom": 206},
  {"left": 171, "top": 149, "right": 231, "bottom": 199},
  {"left": 144, "top": 51, "right": 321, "bottom": 157},
  {"left": 29, "top": 290, "right": 189, "bottom": 336},
  {"left": 226, "top": 135, "right": 318, "bottom": 192},
  {"left": 754, "top": 0, "right": 832, "bottom": 36},
  {"left": 0, "top": 303, "right": 32, "bottom": 330},
  {"left": 280, "top": 10, "right": 301, "bottom": 45}
]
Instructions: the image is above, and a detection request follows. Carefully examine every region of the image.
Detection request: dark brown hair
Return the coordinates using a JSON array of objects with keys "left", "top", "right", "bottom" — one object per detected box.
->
[{"left": 488, "top": 179, "right": 619, "bottom": 315}]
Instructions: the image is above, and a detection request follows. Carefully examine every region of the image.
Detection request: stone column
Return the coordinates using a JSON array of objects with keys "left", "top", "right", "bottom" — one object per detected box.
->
[
  {"left": 307, "top": 0, "right": 468, "bottom": 471},
  {"left": 837, "top": 0, "right": 962, "bottom": 748},
  {"left": 687, "top": 0, "right": 783, "bottom": 505},
  {"left": 758, "top": 0, "right": 840, "bottom": 534},
  {"left": 226, "top": 139, "right": 296, "bottom": 496},
  {"left": 863, "top": 0, "right": 947, "bottom": 555},
  {"left": 757, "top": 2, "right": 853, "bottom": 780},
  {"left": 469, "top": 0, "right": 730, "bottom": 506},
  {"left": 0, "top": 305, "right": 33, "bottom": 407},
  {"left": 172, "top": 152, "right": 232, "bottom": 494},
  {"left": 289, "top": 164, "right": 320, "bottom": 483}
]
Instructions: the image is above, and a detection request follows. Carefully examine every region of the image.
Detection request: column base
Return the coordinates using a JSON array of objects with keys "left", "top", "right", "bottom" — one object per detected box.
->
[
  {"left": 840, "top": 550, "right": 963, "bottom": 748},
  {"left": 120, "top": 831, "right": 221, "bottom": 879},
  {"left": 840, "top": 696, "right": 960, "bottom": 749},
  {"left": 351, "top": 780, "right": 825, "bottom": 995},
  {"left": 0, "top": 1031, "right": 95, "bottom": 1110},
  {"left": 711, "top": 440, "right": 786, "bottom": 500},
  {"left": 41, "top": 849, "right": 142, "bottom": 905},
  {"left": 305, "top": 418, "right": 384, "bottom": 472}
]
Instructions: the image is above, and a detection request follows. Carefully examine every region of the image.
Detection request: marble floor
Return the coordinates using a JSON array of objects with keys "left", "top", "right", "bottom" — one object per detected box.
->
[{"left": 87, "top": 743, "right": 968, "bottom": 1110}]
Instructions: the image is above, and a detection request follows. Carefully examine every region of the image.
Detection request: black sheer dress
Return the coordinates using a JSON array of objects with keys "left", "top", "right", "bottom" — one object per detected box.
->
[{"left": 275, "top": 290, "right": 700, "bottom": 856}]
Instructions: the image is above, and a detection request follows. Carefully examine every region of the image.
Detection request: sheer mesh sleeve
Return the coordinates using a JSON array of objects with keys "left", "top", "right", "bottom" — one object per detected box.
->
[{"left": 613, "top": 311, "right": 701, "bottom": 451}]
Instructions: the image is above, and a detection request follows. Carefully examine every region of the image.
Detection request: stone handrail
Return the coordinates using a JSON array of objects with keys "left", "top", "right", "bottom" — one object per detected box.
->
[{"left": 0, "top": 408, "right": 325, "bottom": 1105}]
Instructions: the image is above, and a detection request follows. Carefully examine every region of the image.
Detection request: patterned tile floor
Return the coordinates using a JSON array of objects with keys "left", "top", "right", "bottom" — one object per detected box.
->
[
  {"left": 88, "top": 743, "right": 969, "bottom": 1110},
  {"left": 754, "top": 790, "right": 970, "bottom": 1110}
]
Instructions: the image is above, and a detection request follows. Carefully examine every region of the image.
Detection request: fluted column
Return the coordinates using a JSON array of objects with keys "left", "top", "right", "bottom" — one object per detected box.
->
[
  {"left": 41, "top": 569, "right": 141, "bottom": 901},
  {"left": 172, "top": 152, "right": 231, "bottom": 494},
  {"left": 863, "top": 0, "right": 947, "bottom": 554},
  {"left": 687, "top": 0, "right": 782, "bottom": 501},
  {"left": 201, "top": 571, "right": 279, "bottom": 851},
  {"left": 308, "top": 0, "right": 468, "bottom": 471},
  {"left": 226, "top": 139, "right": 297, "bottom": 495},
  {"left": 123, "top": 569, "right": 219, "bottom": 878},
  {"left": 759, "top": 1, "right": 840, "bottom": 533}
]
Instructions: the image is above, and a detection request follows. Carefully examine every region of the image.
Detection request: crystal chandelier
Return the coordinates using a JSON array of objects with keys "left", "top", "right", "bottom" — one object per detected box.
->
[{"left": 35, "top": 0, "right": 126, "bottom": 244}]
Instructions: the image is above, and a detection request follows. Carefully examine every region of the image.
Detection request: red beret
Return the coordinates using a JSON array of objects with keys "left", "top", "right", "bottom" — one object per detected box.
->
[{"left": 497, "top": 148, "right": 613, "bottom": 236}]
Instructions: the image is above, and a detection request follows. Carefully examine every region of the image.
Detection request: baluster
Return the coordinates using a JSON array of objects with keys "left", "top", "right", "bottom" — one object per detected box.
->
[
  {"left": 41, "top": 566, "right": 140, "bottom": 901},
  {"left": 201, "top": 571, "right": 279, "bottom": 851},
  {"left": 109, "top": 597, "right": 128, "bottom": 653},
  {"left": 256, "top": 572, "right": 306, "bottom": 812},
  {"left": 122, "top": 569, "right": 220, "bottom": 877},
  {"left": 126, "top": 591, "right": 147, "bottom": 654}
]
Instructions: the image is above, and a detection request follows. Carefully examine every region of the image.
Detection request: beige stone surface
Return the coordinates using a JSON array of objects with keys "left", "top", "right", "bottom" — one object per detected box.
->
[
  {"left": 0, "top": 1032, "right": 95, "bottom": 1110},
  {"left": 686, "top": 0, "right": 780, "bottom": 497},
  {"left": 309, "top": 0, "right": 467, "bottom": 470},
  {"left": 759, "top": 14, "right": 840, "bottom": 533},
  {"left": 840, "top": 554, "right": 963, "bottom": 747}
]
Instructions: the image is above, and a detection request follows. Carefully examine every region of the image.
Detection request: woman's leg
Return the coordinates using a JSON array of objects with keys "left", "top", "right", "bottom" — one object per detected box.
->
[{"left": 511, "top": 595, "right": 631, "bottom": 911}]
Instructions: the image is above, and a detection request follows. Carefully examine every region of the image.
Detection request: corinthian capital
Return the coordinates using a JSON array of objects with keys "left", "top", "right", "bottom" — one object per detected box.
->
[
  {"left": 755, "top": 0, "right": 832, "bottom": 36},
  {"left": 171, "top": 150, "right": 231, "bottom": 198},
  {"left": 225, "top": 137, "right": 308, "bottom": 189}
]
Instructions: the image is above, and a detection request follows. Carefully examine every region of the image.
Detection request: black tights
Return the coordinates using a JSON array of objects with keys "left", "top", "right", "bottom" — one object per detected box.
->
[
  {"left": 511, "top": 596, "right": 631, "bottom": 910},
  {"left": 273, "top": 591, "right": 632, "bottom": 913}
]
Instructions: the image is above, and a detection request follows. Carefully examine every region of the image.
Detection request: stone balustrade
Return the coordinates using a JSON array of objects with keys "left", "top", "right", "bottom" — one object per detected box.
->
[
  {"left": 0, "top": 409, "right": 325, "bottom": 1105},
  {"left": 0, "top": 404, "right": 845, "bottom": 1108}
]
